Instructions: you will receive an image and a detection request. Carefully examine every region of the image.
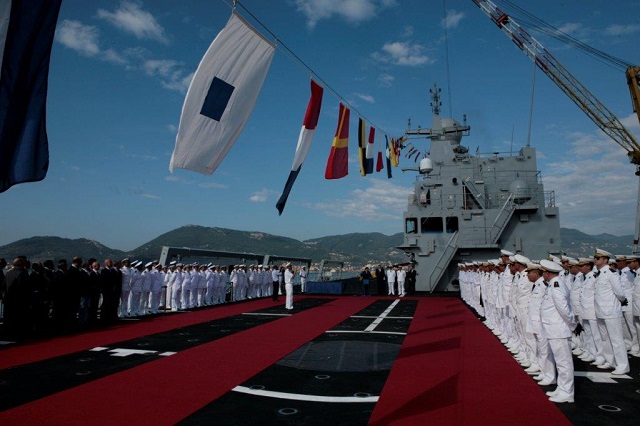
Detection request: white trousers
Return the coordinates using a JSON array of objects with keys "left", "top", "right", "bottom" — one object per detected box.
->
[
  {"left": 548, "top": 337, "right": 574, "bottom": 398},
  {"left": 597, "top": 317, "right": 629, "bottom": 371},
  {"left": 285, "top": 283, "right": 293, "bottom": 309}
]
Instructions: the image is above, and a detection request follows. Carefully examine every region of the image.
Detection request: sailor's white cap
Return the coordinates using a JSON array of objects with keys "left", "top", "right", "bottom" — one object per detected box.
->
[
  {"left": 540, "top": 259, "right": 563, "bottom": 273},
  {"left": 500, "top": 249, "right": 514, "bottom": 257},
  {"left": 508, "top": 255, "right": 515, "bottom": 263},
  {"left": 561, "top": 255, "right": 569, "bottom": 262},
  {"left": 489, "top": 259, "right": 501, "bottom": 266},
  {"left": 614, "top": 255, "right": 628, "bottom": 261},
  {"left": 577, "top": 257, "right": 593, "bottom": 265},
  {"left": 526, "top": 262, "right": 543, "bottom": 271},
  {"left": 169, "top": 261, "right": 177, "bottom": 266},
  {"left": 514, "top": 254, "right": 531, "bottom": 265},
  {"left": 145, "top": 262, "right": 153, "bottom": 268},
  {"left": 567, "top": 257, "right": 579, "bottom": 266},
  {"left": 122, "top": 257, "right": 130, "bottom": 263},
  {"left": 548, "top": 255, "right": 561, "bottom": 263},
  {"left": 595, "top": 248, "right": 613, "bottom": 258}
]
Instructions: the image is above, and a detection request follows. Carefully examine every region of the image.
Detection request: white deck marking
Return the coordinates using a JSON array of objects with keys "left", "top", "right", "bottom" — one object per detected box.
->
[
  {"left": 232, "top": 386, "right": 379, "bottom": 403},
  {"left": 352, "top": 315, "right": 412, "bottom": 320},
  {"left": 574, "top": 371, "right": 633, "bottom": 383},
  {"left": 364, "top": 299, "right": 401, "bottom": 332},
  {"left": 242, "top": 312, "right": 292, "bottom": 317},
  {"left": 159, "top": 351, "right": 177, "bottom": 356},
  {"left": 325, "top": 330, "right": 407, "bottom": 336},
  {"left": 108, "top": 348, "right": 157, "bottom": 357},
  {"left": 0, "top": 340, "right": 16, "bottom": 345},
  {"left": 89, "top": 347, "right": 109, "bottom": 352}
]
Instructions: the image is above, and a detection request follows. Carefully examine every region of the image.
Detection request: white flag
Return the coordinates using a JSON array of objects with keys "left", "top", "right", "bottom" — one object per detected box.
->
[{"left": 170, "top": 12, "right": 275, "bottom": 174}]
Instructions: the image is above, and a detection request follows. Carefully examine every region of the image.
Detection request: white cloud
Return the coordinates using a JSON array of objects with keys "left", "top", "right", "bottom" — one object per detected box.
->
[
  {"left": 543, "top": 118, "right": 640, "bottom": 235},
  {"left": 56, "top": 20, "right": 100, "bottom": 57},
  {"left": 56, "top": 20, "right": 128, "bottom": 65},
  {"left": 250, "top": 188, "right": 275, "bottom": 203},
  {"left": 141, "top": 193, "right": 161, "bottom": 200},
  {"left": 402, "top": 25, "right": 414, "bottom": 38},
  {"left": 294, "top": 0, "right": 397, "bottom": 29},
  {"left": 97, "top": 1, "right": 168, "bottom": 43},
  {"left": 442, "top": 10, "right": 464, "bottom": 30},
  {"left": 604, "top": 24, "right": 640, "bottom": 36},
  {"left": 303, "top": 178, "right": 411, "bottom": 221},
  {"left": 378, "top": 73, "right": 395, "bottom": 87},
  {"left": 372, "top": 41, "right": 433, "bottom": 66},
  {"left": 198, "top": 182, "right": 227, "bottom": 189},
  {"left": 557, "top": 22, "right": 582, "bottom": 35},
  {"left": 355, "top": 93, "right": 375, "bottom": 103}
]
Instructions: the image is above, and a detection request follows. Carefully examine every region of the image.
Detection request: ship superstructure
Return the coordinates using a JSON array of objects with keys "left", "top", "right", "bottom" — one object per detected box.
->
[{"left": 399, "top": 86, "right": 561, "bottom": 292}]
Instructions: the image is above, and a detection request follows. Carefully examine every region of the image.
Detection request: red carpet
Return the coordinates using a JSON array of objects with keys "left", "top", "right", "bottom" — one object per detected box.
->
[
  {"left": 369, "top": 298, "right": 571, "bottom": 425},
  {"left": 0, "top": 297, "right": 372, "bottom": 425},
  {"left": 0, "top": 298, "right": 278, "bottom": 370}
]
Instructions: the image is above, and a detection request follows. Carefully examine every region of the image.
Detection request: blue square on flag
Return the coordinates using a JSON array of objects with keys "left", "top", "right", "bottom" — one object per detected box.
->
[{"left": 200, "top": 77, "right": 234, "bottom": 121}]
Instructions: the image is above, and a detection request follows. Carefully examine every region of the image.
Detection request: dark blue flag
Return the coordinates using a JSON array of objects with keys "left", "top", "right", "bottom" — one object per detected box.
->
[{"left": 0, "top": 0, "right": 62, "bottom": 193}]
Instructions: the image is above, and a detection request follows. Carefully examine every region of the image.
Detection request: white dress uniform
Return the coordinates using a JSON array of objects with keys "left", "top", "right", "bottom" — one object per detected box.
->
[
  {"left": 140, "top": 267, "right": 153, "bottom": 315},
  {"left": 300, "top": 268, "right": 308, "bottom": 293},
  {"left": 594, "top": 264, "right": 629, "bottom": 374},
  {"left": 217, "top": 269, "right": 228, "bottom": 303},
  {"left": 619, "top": 266, "right": 639, "bottom": 354},
  {"left": 540, "top": 270, "right": 576, "bottom": 402},
  {"left": 526, "top": 275, "right": 552, "bottom": 380},
  {"left": 119, "top": 265, "right": 132, "bottom": 317},
  {"left": 163, "top": 269, "right": 173, "bottom": 309},
  {"left": 397, "top": 268, "right": 407, "bottom": 296},
  {"left": 632, "top": 266, "right": 640, "bottom": 356},
  {"left": 129, "top": 267, "right": 143, "bottom": 316},
  {"left": 150, "top": 269, "right": 163, "bottom": 313},
  {"left": 189, "top": 268, "right": 200, "bottom": 307},
  {"left": 284, "top": 267, "right": 294, "bottom": 309},
  {"left": 579, "top": 269, "right": 600, "bottom": 362},
  {"left": 171, "top": 269, "right": 182, "bottom": 311},
  {"left": 386, "top": 268, "right": 396, "bottom": 295},
  {"left": 181, "top": 268, "right": 191, "bottom": 309}
]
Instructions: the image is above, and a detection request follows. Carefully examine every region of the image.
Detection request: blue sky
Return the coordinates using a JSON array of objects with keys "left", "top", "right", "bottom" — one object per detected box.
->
[{"left": 1, "top": 0, "right": 640, "bottom": 250}]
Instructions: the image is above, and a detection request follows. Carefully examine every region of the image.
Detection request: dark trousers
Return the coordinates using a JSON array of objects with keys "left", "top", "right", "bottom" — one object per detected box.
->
[{"left": 272, "top": 281, "right": 279, "bottom": 300}]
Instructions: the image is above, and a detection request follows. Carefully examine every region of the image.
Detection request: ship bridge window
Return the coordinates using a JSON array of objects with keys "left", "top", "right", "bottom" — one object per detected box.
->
[
  {"left": 421, "top": 217, "right": 443, "bottom": 233},
  {"left": 405, "top": 218, "right": 417, "bottom": 234},
  {"left": 445, "top": 217, "right": 459, "bottom": 233}
]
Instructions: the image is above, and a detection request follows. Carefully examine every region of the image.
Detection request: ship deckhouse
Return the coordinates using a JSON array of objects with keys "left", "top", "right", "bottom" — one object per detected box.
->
[{"left": 400, "top": 86, "right": 561, "bottom": 292}]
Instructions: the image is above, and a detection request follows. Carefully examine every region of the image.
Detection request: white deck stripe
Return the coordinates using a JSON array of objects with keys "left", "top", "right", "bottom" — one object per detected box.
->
[
  {"left": 325, "top": 330, "right": 407, "bottom": 336},
  {"left": 364, "top": 299, "right": 400, "bottom": 332},
  {"left": 242, "top": 312, "right": 292, "bottom": 317},
  {"left": 352, "top": 315, "right": 412, "bottom": 320},
  {"left": 232, "top": 386, "right": 379, "bottom": 403}
]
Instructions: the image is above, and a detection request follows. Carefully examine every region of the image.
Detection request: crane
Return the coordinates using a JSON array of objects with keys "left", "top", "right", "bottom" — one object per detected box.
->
[{"left": 471, "top": 0, "right": 640, "bottom": 251}]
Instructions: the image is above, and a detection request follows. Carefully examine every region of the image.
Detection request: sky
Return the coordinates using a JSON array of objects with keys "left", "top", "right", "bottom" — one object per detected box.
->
[{"left": 1, "top": 0, "right": 640, "bottom": 251}]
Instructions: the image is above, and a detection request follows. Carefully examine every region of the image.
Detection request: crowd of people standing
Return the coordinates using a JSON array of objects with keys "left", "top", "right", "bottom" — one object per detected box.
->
[
  {"left": 459, "top": 248, "right": 638, "bottom": 404},
  {"left": 0, "top": 255, "right": 308, "bottom": 339}
]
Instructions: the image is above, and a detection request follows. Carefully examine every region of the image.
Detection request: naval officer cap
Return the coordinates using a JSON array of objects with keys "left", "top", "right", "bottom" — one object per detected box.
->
[
  {"left": 614, "top": 255, "right": 628, "bottom": 261},
  {"left": 577, "top": 257, "right": 593, "bottom": 265},
  {"left": 567, "top": 257, "right": 579, "bottom": 266},
  {"left": 594, "top": 248, "right": 613, "bottom": 258},
  {"left": 169, "top": 261, "right": 177, "bottom": 266},
  {"left": 122, "top": 257, "right": 130, "bottom": 263},
  {"left": 145, "top": 261, "right": 153, "bottom": 268},
  {"left": 540, "top": 259, "right": 563, "bottom": 273},
  {"left": 526, "top": 262, "right": 542, "bottom": 271},
  {"left": 514, "top": 254, "right": 531, "bottom": 266},
  {"left": 548, "top": 255, "right": 561, "bottom": 264},
  {"left": 500, "top": 249, "right": 514, "bottom": 257}
]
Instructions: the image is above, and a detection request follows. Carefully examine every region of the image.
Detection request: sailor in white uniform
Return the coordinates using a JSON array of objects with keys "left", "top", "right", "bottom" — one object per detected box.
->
[
  {"left": 397, "top": 267, "right": 407, "bottom": 296},
  {"left": 300, "top": 266, "right": 308, "bottom": 293},
  {"left": 616, "top": 255, "right": 639, "bottom": 355},
  {"left": 119, "top": 259, "right": 133, "bottom": 317},
  {"left": 386, "top": 267, "right": 397, "bottom": 296},
  {"left": 630, "top": 256, "right": 640, "bottom": 357},
  {"left": 284, "top": 263, "right": 295, "bottom": 309},
  {"left": 525, "top": 262, "right": 550, "bottom": 379},
  {"left": 129, "top": 261, "right": 143, "bottom": 316},
  {"left": 217, "top": 267, "right": 228, "bottom": 303},
  {"left": 539, "top": 259, "right": 576, "bottom": 403},
  {"left": 593, "top": 248, "right": 630, "bottom": 375}
]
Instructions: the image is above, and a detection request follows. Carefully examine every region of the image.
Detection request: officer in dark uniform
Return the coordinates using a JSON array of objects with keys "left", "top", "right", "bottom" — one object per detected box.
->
[
  {"left": 3, "top": 258, "right": 31, "bottom": 338},
  {"left": 375, "top": 265, "right": 386, "bottom": 296}
]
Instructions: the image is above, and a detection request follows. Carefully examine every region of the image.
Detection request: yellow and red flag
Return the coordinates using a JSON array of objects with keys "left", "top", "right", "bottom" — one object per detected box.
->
[{"left": 325, "top": 103, "right": 350, "bottom": 179}]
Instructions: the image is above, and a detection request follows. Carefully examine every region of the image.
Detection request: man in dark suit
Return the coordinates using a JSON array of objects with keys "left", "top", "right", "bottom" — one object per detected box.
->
[
  {"left": 3, "top": 257, "right": 31, "bottom": 338},
  {"left": 375, "top": 265, "right": 386, "bottom": 296},
  {"left": 100, "top": 258, "right": 121, "bottom": 323}
]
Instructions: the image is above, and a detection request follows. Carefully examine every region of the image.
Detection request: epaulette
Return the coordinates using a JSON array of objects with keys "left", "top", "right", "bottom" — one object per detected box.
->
[{"left": 553, "top": 282, "right": 559, "bottom": 288}]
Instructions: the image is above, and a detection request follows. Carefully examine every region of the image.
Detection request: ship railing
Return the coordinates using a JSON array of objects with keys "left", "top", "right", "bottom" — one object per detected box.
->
[{"left": 544, "top": 191, "right": 556, "bottom": 208}]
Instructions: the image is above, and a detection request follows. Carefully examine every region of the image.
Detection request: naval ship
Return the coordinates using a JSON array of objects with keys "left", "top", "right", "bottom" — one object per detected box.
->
[{"left": 399, "top": 85, "right": 561, "bottom": 292}]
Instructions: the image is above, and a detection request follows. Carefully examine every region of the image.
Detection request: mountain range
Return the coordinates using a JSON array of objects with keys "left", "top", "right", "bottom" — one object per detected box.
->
[{"left": 0, "top": 225, "right": 635, "bottom": 266}]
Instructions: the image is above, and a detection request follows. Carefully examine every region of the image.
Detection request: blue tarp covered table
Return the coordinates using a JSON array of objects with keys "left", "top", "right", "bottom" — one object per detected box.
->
[{"left": 306, "top": 281, "right": 344, "bottom": 294}]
